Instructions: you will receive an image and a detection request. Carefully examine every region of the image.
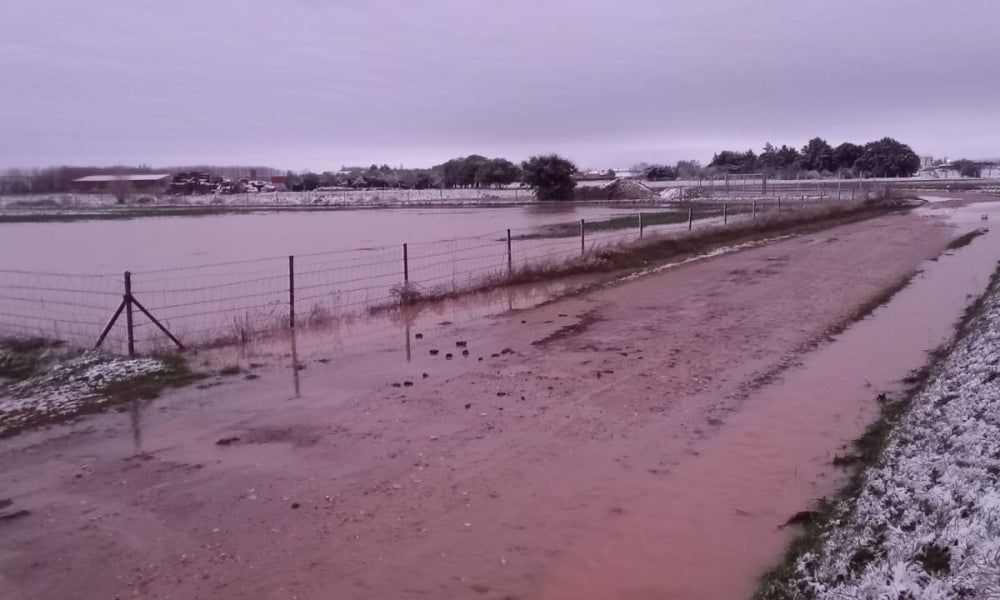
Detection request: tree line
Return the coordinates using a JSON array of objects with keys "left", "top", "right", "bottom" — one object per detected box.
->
[
  {"left": 283, "top": 155, "right": 524, "bottom": 192},
  {"left": 633, "top": 137, "right": 936, "bottom": 181},
  {"left": 706, "top": 137, "right": 921, "bottom": 178}
]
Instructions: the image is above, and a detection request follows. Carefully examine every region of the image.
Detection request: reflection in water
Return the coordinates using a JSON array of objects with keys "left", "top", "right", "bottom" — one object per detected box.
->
[
  {"left": 128, "top": 400, "right": 145, "bottom": 453},
  {"left": 199, "top": 272, "right": 606, "bottom": 369},
  {"left": 289, "top": 324, "right": 301, "bottom": 399}
]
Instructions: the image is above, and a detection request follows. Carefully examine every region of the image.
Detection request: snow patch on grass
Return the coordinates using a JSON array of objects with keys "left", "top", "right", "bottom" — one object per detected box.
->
[{"left": 0, "top": 352, "right": 165, "bottom": 436}]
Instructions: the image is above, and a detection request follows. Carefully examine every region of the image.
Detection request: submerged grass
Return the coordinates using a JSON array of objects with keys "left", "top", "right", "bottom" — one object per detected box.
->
[
  {"left": 98, "top": 353, "right": 206, "bottom": 405},
  {"left": 364, "top": 201, "right": 904, "bottom": 326},
  {"left": 946, "top": 228, "right": 987, "bottom": 250},
  {"left": 753, "top": 259, "right": 1000, "bottom": 600},
  {"left": 0, "top": 207, "right": 239, "bottom": 223},
  {"left": 517, "top": 209, "right": 694, "bottom": 239},
  {"left": 513, "top": 204, "right": 758, "bottom": 239}
]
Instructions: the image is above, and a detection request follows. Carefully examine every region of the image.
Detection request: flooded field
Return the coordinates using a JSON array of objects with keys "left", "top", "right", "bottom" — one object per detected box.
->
[
  {"left": 0, "top": 205, "right": 667, "bottom": 272},
  {"left": 0, "top": 203, "right": 744, "bottom": 352}
]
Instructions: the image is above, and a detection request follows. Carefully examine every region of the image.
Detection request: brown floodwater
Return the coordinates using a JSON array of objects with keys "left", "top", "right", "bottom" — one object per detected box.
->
[
  {"left": 0, "top": 205, "right": 667, "bottom": 272},
  {"left": 536, "top": 200, "right": 1000, "bottom": 599},
  {"left": 3, "top": 204, "right": 996, "bottom": 600},
  {"left": 0, "top": 205, "right": 692, "bottom": 352}
]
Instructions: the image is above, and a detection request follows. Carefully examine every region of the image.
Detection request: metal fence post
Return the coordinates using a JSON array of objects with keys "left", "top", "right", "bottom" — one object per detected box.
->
[
  {"left": 723, "top": 203, "right": 728, "bottom": 225},
  {"left": 124, "top": 271, "right": 135, "bottom": 357},
  {"left": 639, "top": 212, "right": 644, "bottom": 239},
  {"left": 288, "top": 255, "right": 296, "bottom": 329},
  {"left": 580, "top": 219, "right": 585, "bottom": 255},
  {"left": 506, "top": 229, "right": 512, "bottom": 275},
  {"left": 403, "top": 243, "right": 409, "bottom": 283}
]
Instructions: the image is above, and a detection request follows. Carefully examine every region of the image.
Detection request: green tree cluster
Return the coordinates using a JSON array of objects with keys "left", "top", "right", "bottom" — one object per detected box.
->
[
  {"left": 707, "top": 137, "right": 921, "bottom": 178},
  {"left": 520, "top": 154, "right": 577, "bottom": 200}
]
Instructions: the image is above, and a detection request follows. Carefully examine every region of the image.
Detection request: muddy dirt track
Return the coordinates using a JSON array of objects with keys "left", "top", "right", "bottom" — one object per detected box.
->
[{"left": 0, "top": 210, "right": 965, "bottom": 599}]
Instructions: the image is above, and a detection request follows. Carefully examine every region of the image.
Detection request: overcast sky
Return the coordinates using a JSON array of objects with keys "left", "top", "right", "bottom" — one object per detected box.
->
[{"left": 1, "top": 0, "right": 997, "bottom": 171}]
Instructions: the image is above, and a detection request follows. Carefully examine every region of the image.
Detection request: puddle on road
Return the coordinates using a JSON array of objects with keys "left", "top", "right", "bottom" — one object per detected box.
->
[
  {"left": 197, "top": 273, "right": 605, "bottom": 371},
  {"left": 538, "top": 205, "right": 1000, "bottom": 599}
]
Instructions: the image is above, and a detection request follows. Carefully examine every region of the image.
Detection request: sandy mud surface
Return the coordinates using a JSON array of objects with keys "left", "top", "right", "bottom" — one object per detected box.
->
[{"left": 1, "top": 207, "right": 991, "bottom": 599}]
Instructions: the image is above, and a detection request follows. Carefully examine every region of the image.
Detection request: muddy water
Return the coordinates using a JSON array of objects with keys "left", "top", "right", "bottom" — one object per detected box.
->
[
  {"left": 0, "top": 205, "right": 664, "bottom": 273},
  {"left": 2, "top": 208, "right": 992, "bottom": 600},
  {"left": 0, "top": 204, "right": 690, "bottom": 351},
  {"left": 539, "top": 205, "right": 1000, "bottom": 599}
]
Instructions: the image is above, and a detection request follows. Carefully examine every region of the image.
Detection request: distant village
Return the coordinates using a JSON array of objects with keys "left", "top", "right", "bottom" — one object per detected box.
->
[
  {"left": 1, "top": 153, "right": 998, "bottom": 198},
  {"left": 56, "top": 158, "right": 1000, "bottom": 198}
]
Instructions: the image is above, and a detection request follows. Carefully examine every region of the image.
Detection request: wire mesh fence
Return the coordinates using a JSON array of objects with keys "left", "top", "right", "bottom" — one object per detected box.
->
[{"left": 0, "top": 197, "right": 859, "bottom": 355}]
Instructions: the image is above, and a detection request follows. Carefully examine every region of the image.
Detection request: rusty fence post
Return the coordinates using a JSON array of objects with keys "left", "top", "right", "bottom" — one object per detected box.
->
[
  {"left": 96, "top": 270, "right": 184, "bottom": 355},
  {"left": 288, "top": 255, "right": 296, "bottom": 330},
  {"left": 507, "top": 229, "right": 512, "bottom": 275},
  {"left": 124, "top": 271, "right": 135, "bottom": 357}
]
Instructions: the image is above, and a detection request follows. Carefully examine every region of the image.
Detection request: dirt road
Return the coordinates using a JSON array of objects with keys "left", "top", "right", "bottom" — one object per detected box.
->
[{"left": 0, "top": 210, "right": 961, "bottom": 599}]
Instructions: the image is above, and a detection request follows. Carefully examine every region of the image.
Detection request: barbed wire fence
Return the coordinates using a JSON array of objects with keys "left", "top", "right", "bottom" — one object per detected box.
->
[{"left": 0, "top": 194, "right": 869, "bottom": 356}]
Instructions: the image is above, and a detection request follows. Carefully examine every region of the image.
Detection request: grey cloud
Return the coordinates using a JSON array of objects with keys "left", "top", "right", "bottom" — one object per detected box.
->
[{"left": 1, "top": 0, "right": 997, "bottom": 170}]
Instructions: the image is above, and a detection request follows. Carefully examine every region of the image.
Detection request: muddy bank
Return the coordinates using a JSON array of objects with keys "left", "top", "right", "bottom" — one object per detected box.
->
[{"left": 0, "top": 209, "right": 979, "bottom": 600}]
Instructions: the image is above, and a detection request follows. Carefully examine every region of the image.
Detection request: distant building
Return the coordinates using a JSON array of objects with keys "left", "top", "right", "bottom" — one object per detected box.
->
[
  {"left": 920, "top": 155, "right": 934, "bottom": 168},
  {"left": 917, "top": 163, "right": 958, "bottom": 179},
  {"left": 69, "top": 174, "right": 172, "bottom": 194}
]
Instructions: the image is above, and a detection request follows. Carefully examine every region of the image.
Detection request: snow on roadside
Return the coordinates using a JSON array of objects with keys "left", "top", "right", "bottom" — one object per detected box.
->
[
  {"left": 0, "top": 352, "right": 164, "bottom": 436},
  {"left": 787, "top": 283, "right": 1000, "bottom": 598}
]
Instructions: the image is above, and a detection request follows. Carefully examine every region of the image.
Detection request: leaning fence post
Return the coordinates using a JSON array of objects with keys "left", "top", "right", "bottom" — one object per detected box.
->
[
  {"left": 124, "top": 271, "right": 135, "bottom": 357},
  {"left": 288, "top": 255, "right": 296, "bottom": 329},
  {"left": 403, "top": 243, "right": 409, "bottom": 283},
  {"left": 580, "top": 219, "right": 585, "bottom": 255},
  {"left": 506, "top": 229, "right": 512, "bottom": 275},
  {"left": 688, "top": 206, "right": 693, "bottom": 231}
]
